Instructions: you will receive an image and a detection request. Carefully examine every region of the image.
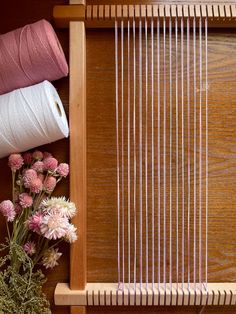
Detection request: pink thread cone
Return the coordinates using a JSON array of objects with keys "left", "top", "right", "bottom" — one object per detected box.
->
[{"left": 0, "top": 19, "right": 68, "bottom": 95}]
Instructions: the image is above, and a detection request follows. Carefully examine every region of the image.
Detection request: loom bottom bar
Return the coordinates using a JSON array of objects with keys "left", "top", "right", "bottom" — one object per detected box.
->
[{"left": 55, "top": 283, "right": 236, "bottom": 306}]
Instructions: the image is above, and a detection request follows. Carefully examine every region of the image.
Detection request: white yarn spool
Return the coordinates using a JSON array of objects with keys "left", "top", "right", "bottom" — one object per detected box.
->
[{"left": 0, "top": 80, "right": 69, "bottom": 158}]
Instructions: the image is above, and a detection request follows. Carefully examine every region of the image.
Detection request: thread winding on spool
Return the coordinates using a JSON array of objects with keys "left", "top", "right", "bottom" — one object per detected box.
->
[
  {"left": 0, "top": 80, "right": 69, "bottom": 159},
  {"left": 0, "top": 19, "right": 68, "bottom": 95}
]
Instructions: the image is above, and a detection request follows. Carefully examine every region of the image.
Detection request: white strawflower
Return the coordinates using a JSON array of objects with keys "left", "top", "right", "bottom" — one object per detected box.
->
[
  {"left": 40, "top": 197, "right": 76, "bottom": 219},
  {"left": 42, "top": 248, "right": 62, "bottom": 269},
  {"left": 65, "top": 224, "right": 77, "bottom": 243},
  {"left": 40, "top": 213, "right": 69, "bottom": 240}
]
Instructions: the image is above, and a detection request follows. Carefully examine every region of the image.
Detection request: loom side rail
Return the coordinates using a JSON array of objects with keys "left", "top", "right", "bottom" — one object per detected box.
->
[
  {"left": 53, "top": 4, "right": 236, "bottom": 28},
  {"left": 69, "top": 21, "right": 87, "bottom": 291},
  {"left": 55, "top": 282, "right": 236, "bottom": 306}
]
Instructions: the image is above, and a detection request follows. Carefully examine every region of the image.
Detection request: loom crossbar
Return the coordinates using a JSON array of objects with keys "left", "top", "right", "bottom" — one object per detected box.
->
[
  {"left": 53, "top": 4, "right": 236, "bottom": 28},
  {"left": 55, "top": 283, "right": 236, "bottom": 306}
]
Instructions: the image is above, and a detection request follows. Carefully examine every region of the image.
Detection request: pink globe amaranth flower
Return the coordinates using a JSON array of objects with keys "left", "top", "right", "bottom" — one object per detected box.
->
[
  {"left": 30, "top": 178, "right": 43, "bottom": 194},
  {"left": 43, "top": 176, "right": 57, "bottom": 193},
  {"left": 27, "top": 212, "right": 43, "bottom": 233},
  {"left": 32, "top": 161, "right": 44, "bottom": 173},
  {"left": 57, "top": 163, "right": 69, "bottom": 177},
  {"left": 23, "top": 169, "right": 37, "bottom": 188},
  {"left": 19, "top": 193, "right": 33, "bottom": 208},
  {"left": 23, "top": 152, "right": 32, "bottom": 165},
  {"left": 23, "top": 241, "right": 36, "bottom": 256},
  {"left": 15, "top": 202, "right": 22, "bottom": 214},
  {"left": 0, "top": 200, "right": 16, "bottom": 222},
  {"left": 42, "top": 248, "right": 62, "bottom": 269},
  {"left": 43, "top": 157, "right": 58, "bottom": 172},
  {"left": 43, "top": 152, "right": 52, "bottom": 159},
  {"left": 38, "top": 173, "right": 45, "bottom": 182},
  {"left": 32, "top": 150, "right": 43, "bottom": 160},
  {"left": 8, "top": 154, "right": 24, "bottom": 172}
]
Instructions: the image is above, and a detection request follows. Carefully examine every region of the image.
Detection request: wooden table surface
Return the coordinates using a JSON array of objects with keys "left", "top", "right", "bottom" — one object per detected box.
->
[{"left": 1, "top": 1, "right": 236, "bottom": 313}]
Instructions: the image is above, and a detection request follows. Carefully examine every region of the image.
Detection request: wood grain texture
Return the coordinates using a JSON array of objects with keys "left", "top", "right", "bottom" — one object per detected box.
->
[
  {"left": 70, "top": 21, "right": 87, "bottom": 290},
  {"left": 71, "top": 306, "right": 86, "bottom": 314},
  {"left": 85, "top": 27, "right": 236, "bottom": 282},
  {"left": 0, "top": 0, "right": 236, "bottom": 313}
]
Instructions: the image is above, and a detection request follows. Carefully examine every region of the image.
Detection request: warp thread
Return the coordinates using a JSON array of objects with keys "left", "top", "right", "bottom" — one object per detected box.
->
[
  {"left": 0, "top": 80, "right": 69, "bottom": 158},
  {"left": 0, "top": 19, "right": 68, "bottom": 95}
]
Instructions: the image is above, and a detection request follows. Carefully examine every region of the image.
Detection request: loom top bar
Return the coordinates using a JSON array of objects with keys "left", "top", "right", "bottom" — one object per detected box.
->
[{"left": 53, "top": 3, "right": 236, "bottom": 28}]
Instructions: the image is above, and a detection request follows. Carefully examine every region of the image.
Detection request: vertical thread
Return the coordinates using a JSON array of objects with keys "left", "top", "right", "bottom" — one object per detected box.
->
[
  {"left": 115, "top": 20, "right": 121, "bottom": 289},
  {"left": 193, "top": 16, "right": 197, "bottom": 291},
  {"left": 175, "top": 17, "right": 179, "bottom": 289},
  {"left": 133, "top": 18, "right": 137, "bottom": 292},
  {"left": 163, "top": 16, "right": 167, "bottom": 290},
  {"left": 199, "top": 16, "right": 203, "bottom": 290},
  {"left": 187, "top": 16, "right": 191, "bottom": 290},
  {"left": 139, "top": 18, "right": 143, "bottom": 290},
  {"left": 205, "top": 17, "right": 208, "bottom": 290},
  {"left": 127, "top": 19, "right": 131, "bottom": 290},
  {"left": 145, "top": 18, "right": 149, "bottom": 290},
  {"left": 181, "top": 17, "right": 185, "bottom": 289},
  {"left": 157, "top": 17, "right": 161, "bottom": 290},
  {"left": 151, "top": 18, "right": 155, "bottom": 291},
  {"left": 169, "top": 17, "right": 173, "bottom": 291},
  {"left": 121, "top": 19, "right": 125, "bottom": 290}
]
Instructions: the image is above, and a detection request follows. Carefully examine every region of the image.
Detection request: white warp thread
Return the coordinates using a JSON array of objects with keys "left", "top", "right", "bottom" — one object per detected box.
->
[{"left": 0, "top": 80, "right": 69, "bottom": 158}]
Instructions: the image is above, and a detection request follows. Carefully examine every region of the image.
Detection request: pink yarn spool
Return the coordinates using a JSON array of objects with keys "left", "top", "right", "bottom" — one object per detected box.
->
[{"left": 0, "top": 19, "right": 68, "bottom": 95}]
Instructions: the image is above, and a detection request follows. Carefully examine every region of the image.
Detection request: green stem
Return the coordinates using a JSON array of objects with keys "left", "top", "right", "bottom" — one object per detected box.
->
[
  {"left": 6, "top": 221, "right": 10, "bottom": 240},
  {"left": 33, "top": 238, "right": 49, "bottom": 266},
  {"left": 12, "top": 171, "right": 15, "bottom": 204}
]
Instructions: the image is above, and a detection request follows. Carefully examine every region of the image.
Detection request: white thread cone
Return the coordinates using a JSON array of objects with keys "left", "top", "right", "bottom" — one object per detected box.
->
[{"left": 0, "top": 80, "right": 69, "bottom": 158}]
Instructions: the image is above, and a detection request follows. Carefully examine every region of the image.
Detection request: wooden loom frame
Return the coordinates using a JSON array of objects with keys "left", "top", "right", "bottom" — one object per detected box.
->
[{"left": 53, "top": 2, "right": 236, "bottom": 313}]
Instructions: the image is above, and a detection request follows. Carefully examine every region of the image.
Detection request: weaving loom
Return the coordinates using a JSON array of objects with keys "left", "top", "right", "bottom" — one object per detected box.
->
[{"left": 53, "top": 1, "right": 236, "bottom": 313}]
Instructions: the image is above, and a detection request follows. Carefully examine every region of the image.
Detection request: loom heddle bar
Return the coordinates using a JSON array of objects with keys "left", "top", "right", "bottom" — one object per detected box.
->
[{"left": 54, "top": 4, "right": 236, "bottom": 28}]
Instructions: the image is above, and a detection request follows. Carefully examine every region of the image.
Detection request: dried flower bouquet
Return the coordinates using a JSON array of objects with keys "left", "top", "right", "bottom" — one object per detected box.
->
[{"left": 0, "top": 151, "right": 77, "bottom": 313}]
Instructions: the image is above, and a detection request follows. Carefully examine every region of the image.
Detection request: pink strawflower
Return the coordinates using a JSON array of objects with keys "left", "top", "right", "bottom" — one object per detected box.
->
[
  {"left": 42, "top": 248, "right": 62, "bottom": 269},
  {"left": 8, "top": 154, "right": 24, "bottom": 172},
  {"left": 43, "top": 176, "right": 57, "bottom": 193},
  {"left": 27, "top": 212, "right": 43, "bottom": 233},
  {"left": 19, "top": 193, "right": 33, "bottom": 208},
  {"left": 43, "top": 152, "right": 52, "bottom": 159},
  {"left": 23, "top": 152, "right": 32, "bottom": 165},
  {"left": 57, "top": 163, "right": 69, "bottom": 177},
  {"left": 23, "top": 169, "right": 37, "bottom": 188},
  {"left": 15, "top": 202, "right": 22, "bottom": 214},
  {"left": 40, "top": 197, "right": 76, "bottom": 219},
  {"left": 23, "top": 241, "right": 36, "bottom": 256},
  {"left": 32, "top": 150, "right": 43, "bottom": 160},
  {"left": 65, "top": 224, "right": 77, "bottom": 243},
  {"left": 40, "top": 213, "right": 69, "bottom": 240},
  {"left": 0, "top": 200, "right": 16, "bottom": 222},
  {"left": 32, "top": 161, "right": 44, "bottom": 172},
  {"left": 43, "top": 157, "right": 58, "bottom": 172},
  {"left": 30, "top": 178, "right": 43, "bottom": 194}
]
